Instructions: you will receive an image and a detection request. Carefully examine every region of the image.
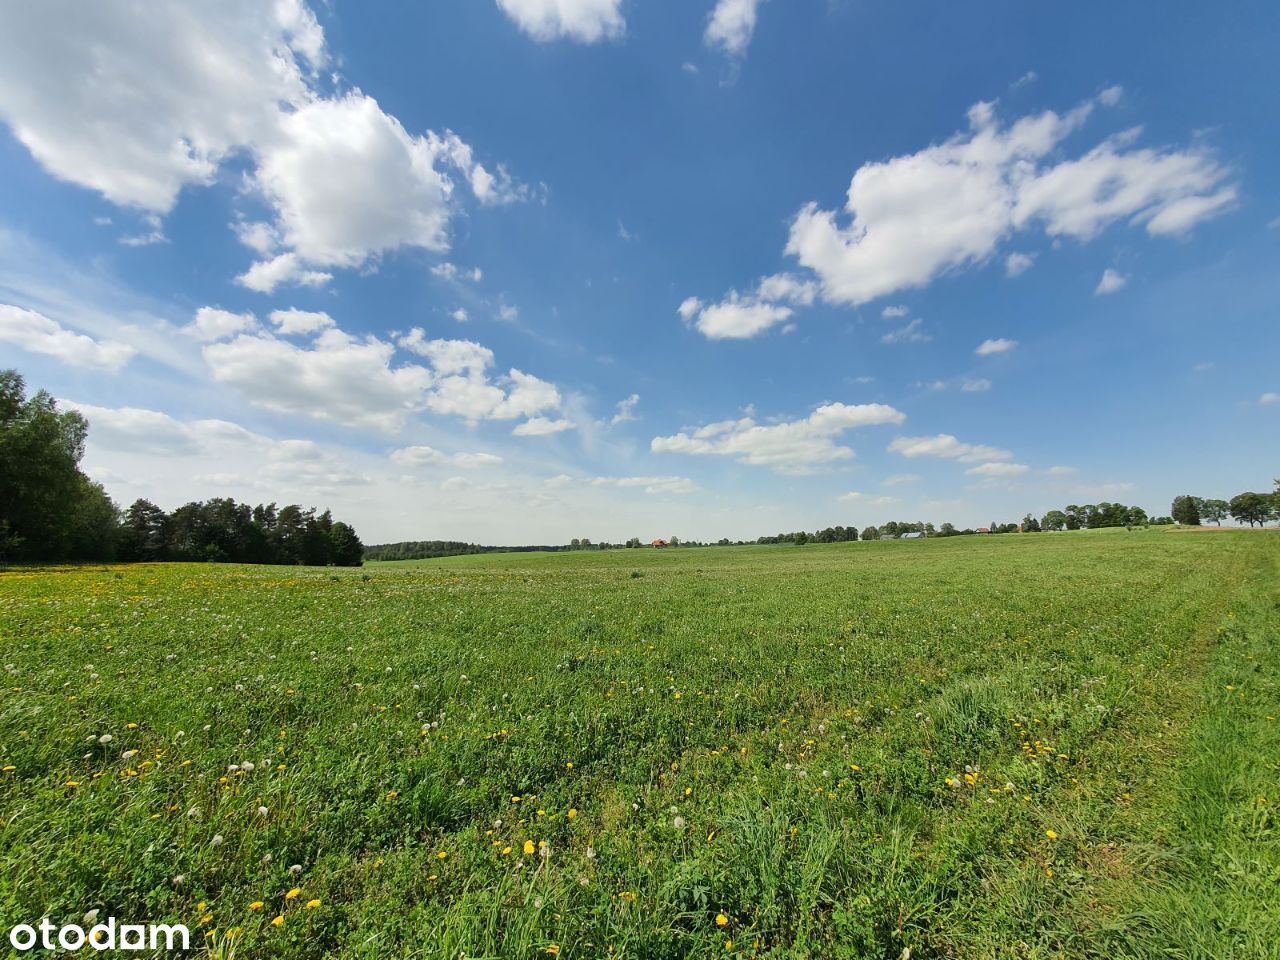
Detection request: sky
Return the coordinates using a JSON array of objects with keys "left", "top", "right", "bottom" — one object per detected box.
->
[{"left": 0, "top": 0, "right": 1276, "bottom": 544}]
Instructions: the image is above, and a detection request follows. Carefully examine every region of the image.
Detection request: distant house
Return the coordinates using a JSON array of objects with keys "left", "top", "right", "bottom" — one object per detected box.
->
[
  {"left": 900, "top": 531, "right": 925, "bottom": 540},
  {"left": 975, "top": 527, "right": 991, "bottom": 534},
  {"left": 651, "top": 539, "right": 667, "bottom": 548}
]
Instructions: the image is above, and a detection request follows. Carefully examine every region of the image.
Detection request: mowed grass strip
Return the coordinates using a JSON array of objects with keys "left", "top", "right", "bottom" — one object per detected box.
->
[{"left": 0, "top": 529, "right": 1275, "bottom": 958}]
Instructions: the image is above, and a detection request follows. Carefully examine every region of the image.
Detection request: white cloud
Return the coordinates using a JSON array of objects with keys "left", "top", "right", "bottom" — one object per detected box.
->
[
  {"left": 495, "top": 0, "right": 625, "bottom": 43},
  {"left": 235, "top": 253, "right": 332, "bottom": 294},
  {"left": 451, "top": 309, "right": 470, "bottom": 323},
  {"left": 881, "top": 305, "right": 909, "bottom": 318},
  {"left": 679, "top": 273, "right": 817, "bottom": 339},
  {"left": 0, "top": 3, "right": 521, "bottom": 288},
  {"left": 204, "top": 329, "right": 433, "bottom": 432},
  {"left": 880, "top": 318, "right": 931, "bottom": 344},
  {"left": 0, "top": 0, "right": 323, "bottom": 212},
  {"left": 961, "top": 378, "right": 992, "bottom": 392},
  {"left": 965, "top": 461, "right": 1029, "bottom": 477},
  {"left": 611, "top": 393, "right": 640, "bottom": 425},
  {"left": 390, "top": 446, "right": 503, "bottom": 469},
  {"left": 1260, "top": 392, "right": 1280, "bottom": 406},
  {"left": 881, "top": 473, "right": 920, "bottom": 487},
  {"left": 1045, "top": 465, "right": 1078, "bottom": 476},
  {"left": 251, "top": 94, "right": 456, "bottom": 268},
  {"left": 66, "top": 401, "right": 365, "bottom": 488},
  {"left": 653, "top": 402, "right": 905, "bottom": 473},
  {"left": 432, "top": 262, "right": 483, "bottom": 282},
  {"left": 269, "top": 308, "right": 335, "bottom": 336},
  {"left": 513, "top": 416, "right": 575, "bottom": 436},
  {"left": 783, "top": 92, "right": 1235, "bottom": 306},
  {"left": 591, "top": 475, "right": 697, "bottom": 495},
  {"left": 888, "top": 434, "right": 1013, "bottom": 463},
  {"left": 705, "top": 0, "right": 766, "bottom": 58},
  {"left": 1005, "top": 252, "right": 1034, "bottom": 276},
  {"left": 1094, "top": 268, "right": 1127, "bottom": 295},
  {"left": 975, "top": 337, "right": 1017, "bottom": 356},
  {"left": 187, "top": 307, "right": 256, "bottom": 342},
  {"left": 0, "top": 304, "right": 135, "bottom": 371},
  {"left": 837, "top": 491, "right": 899, "bottom": 506}
]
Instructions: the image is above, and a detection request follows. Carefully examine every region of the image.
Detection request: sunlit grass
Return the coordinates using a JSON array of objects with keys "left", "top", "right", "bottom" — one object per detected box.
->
[{"left": 0, "top": 529, "right": 1276, "bottom": 957}]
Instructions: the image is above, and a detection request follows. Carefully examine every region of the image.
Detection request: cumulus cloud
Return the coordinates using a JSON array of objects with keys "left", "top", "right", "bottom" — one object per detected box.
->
[
  {"left": 975, "top": 337, "right": 1017, "bottom": 356},
  {"left": 679, "top": 272, "right": 817, "bottom": 339},
  {"left": 653, "top": 402, "right": 905, "bottom": 473},
  {"left": 1094, "top": 268, "right": 1127, "bottom": 295},
  {"left": 235, "top": 253, "right": 332, "bottom": 294},
  {"left": 269, "top": 308, "right": 335, "bottom": 336},
  {"left": 187, "top": 307, "right": 256, "bottom": 342},
  {"left": 961, "top": 378, "right": 992, "bottom": 392},
  {"left": 705, "top": 0, "right": 766, "bottom": 58},
  {"left": 1260, "top": 392, "right": 1279, "bottom": 406},
  {"left": 495, "top": 0, "right": 625, "bottom": 43},
  {"left": 783, "top": 92, "right": 1235, "bottom": 307},
  {"left": 390, "top": 446, "right": 503, "bottom": 468},
  {"left": 0, "top": 304, "right": 135, "bottom": 371},
  {"left": 0, "top": 2, "right": 522, "bottom": 288},
  {"left": 888, "top": 434, "right": 1013, "bottom": 463}
]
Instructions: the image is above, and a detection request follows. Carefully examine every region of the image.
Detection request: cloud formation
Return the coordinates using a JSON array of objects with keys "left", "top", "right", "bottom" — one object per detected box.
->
[{"left": 0, "top": 304, "right": 135, "bottom": 371}]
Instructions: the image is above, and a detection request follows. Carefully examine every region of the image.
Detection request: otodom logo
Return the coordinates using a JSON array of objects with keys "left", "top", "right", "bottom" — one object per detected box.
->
[{"left": 8, "top": 916, "right": 190, "bottom": 952}]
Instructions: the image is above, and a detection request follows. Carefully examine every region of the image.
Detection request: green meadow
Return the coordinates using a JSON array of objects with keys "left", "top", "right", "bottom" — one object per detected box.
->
[{"left": 1, "top": 529, "right": 1277, "bottom": 958}]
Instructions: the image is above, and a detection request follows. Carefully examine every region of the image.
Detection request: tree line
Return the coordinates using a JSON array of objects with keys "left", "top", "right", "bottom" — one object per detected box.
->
[
  {"left": 1171, "top": 491, "right": 1278, "bottom": 528},
  {"left": 1, "top": 369, "right": 363, "bottom": 565}
]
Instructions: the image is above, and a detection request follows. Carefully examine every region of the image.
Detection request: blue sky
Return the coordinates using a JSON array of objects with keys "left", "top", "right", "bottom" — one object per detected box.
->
[{"left": 0, "top": 0, "right": 1276, "bottom": 542}]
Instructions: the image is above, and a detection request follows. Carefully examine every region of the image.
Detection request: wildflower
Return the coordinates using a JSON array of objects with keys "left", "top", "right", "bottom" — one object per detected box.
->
[
  {"left": 126, "top": 723, "right": 138, "bottom": 730},
  {"left": 285, "top": 887, "right": 301, "bottom": 901},
  {"left": 305, "top": 900, "right": 321, "bottom": 910},
  {"left": 122, "top": 750, "right": 138, "bottom": 761},
  {"left": 546, "top": 947, "right": 560, "bottom": 956},
  {"left": 567, "top": 808, "right": 578, "bottom": 819},
  {"left": 288, "top": 864, "right": 302, "bottom": 875},
  {"left": 501, "top": 846, "right": 512, "bottom": 855},
  {"left": 2, "top": 765, "right": 14, "bottom": 773},
  {"left": 257, "top": 806, "right": 269, "bottom": 818},
  {"left": 725, "top": 940, "right": 733, "bottom": 950},
  {"left": 249, "top": 902, "right": 263, "bottom": 911},
  {"left": 523, "top": 840, "right": 535, "bottom": 856},
  {"left": 437, "top": 851, "right": 448, "bottom": 861},
  {"left": 716, "top": 914, "right": 729, "bottom": 927},
  {"left": 1045, "top": 829, "right": 1058, "bottom": 841},
  {"left": 673, "top": 816, "right": 686, "bottom": 830},
  {"left": 98, "top": 734, "right": 113, "bottom": 745},
  {"left": 271, "top": 915, "right": 284, "bottom": 928},
  {"left": 83, "top": 909, "right": 100, "bottom": 925}
]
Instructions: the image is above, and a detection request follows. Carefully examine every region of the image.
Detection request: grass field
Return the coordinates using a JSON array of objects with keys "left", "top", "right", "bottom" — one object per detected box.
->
[{"left": 1, "top": 529, "right": 1277, "bottom": 959}]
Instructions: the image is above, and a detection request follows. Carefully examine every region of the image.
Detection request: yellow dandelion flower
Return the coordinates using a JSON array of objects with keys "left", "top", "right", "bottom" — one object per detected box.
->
[
  {"left": 501, "top": 846, "right": 512, "bottom": 855},
  {"left": 546, "top": 946, "right": 560, "bottom": 956},
  {"left": 285, "top": 887, "right": 301, "bottom": 901},
  {"left": 437, "top": 851, "right": 448, "bottom": 860},
  {"left": 248, "top": 902, "right": 263, "bottom": 911},
  {"left": 271, "top": 915, "right": 284, "bottom": 928},
  {"left": 523, "top": 839, "right": 536, "bottom": 856},
  {"left": 716, "top": 914, "right": 729, "bottom": 927},
  {"left": 1045, "top": 829, "right": 1058, "bottom": 840},
  {"left": 567, "top": 808, "right": 578, "bottom": 819},
  {"left": 305, "top": 900, "right": 321, "bottom": 910}
]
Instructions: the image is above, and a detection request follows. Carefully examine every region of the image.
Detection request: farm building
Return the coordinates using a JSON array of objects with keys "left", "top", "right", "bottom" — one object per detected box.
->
[
  {"left": 900, "top": 531, "right": 926, "bottom": 540},
  {"left": 651, "top": 539, "right": 667, "bottom": 548}
]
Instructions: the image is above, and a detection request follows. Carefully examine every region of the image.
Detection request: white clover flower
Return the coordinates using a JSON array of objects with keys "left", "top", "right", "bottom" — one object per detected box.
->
[
  {"left": 289, "top": 864, "right": 302, "bottom": 875},
  {"left": 256, "top": 806, "right": 269, "bottom": 818},
  {"left": 673, "top": 816, "right": 686, "bottom": 830},
  {"left": 122, "top": 750, "right": 138, "bottom": 761},
  {"left": 98, "top": 734, "right": 113, "bottom": 745},
  {"left": 210, "top": 834, "right": 224, "bottom": 847},
  {"left": 172, "top": 875, "right": 185, "bottom": 888},
  {"left": 240, "top": 761, "right": 255, "bottom": 773},
  {"left": 83, "top": 909, "right": 99, "bottom": 925}
]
